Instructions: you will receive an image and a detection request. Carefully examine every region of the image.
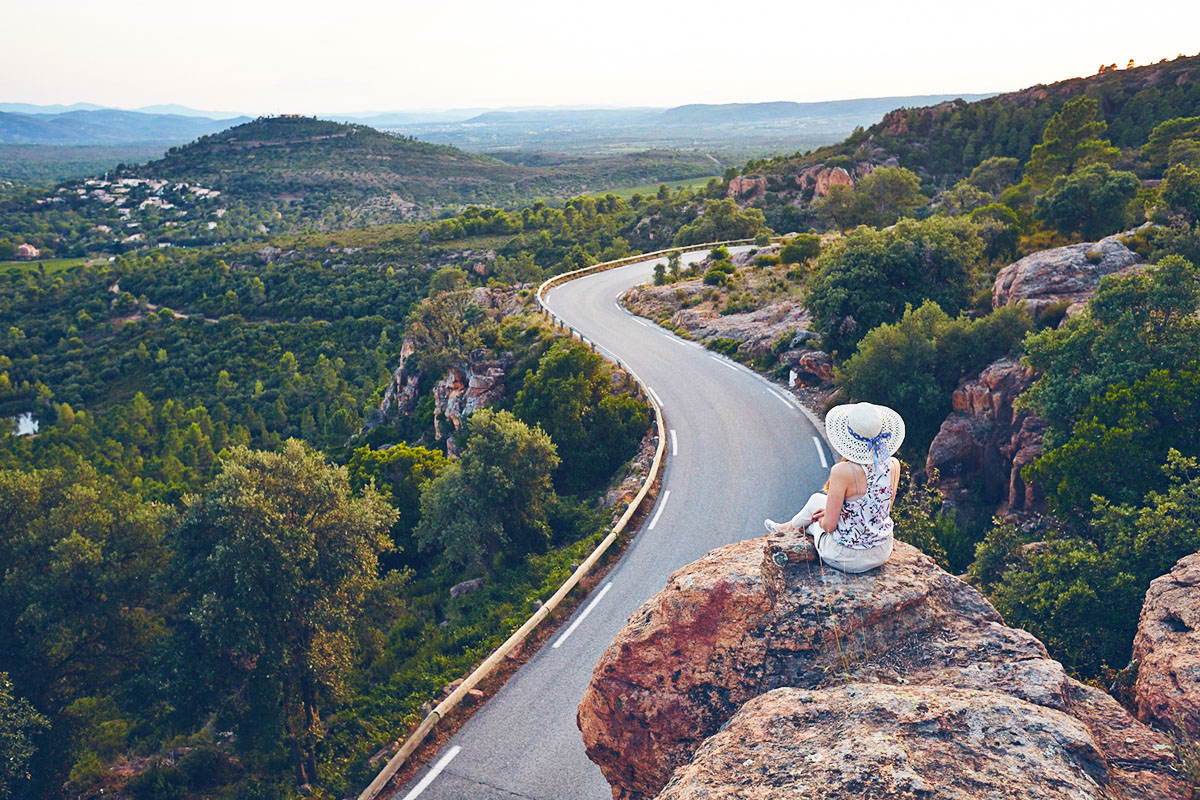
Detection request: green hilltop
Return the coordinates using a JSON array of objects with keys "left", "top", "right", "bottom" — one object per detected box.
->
[{"left": 126, "top": 115, "right": 721, "bottom": 220}]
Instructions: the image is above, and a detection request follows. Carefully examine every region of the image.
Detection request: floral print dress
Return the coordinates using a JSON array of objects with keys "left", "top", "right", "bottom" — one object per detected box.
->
[{"left": 832, "top": 461, "right": 894, "bottom": 550}]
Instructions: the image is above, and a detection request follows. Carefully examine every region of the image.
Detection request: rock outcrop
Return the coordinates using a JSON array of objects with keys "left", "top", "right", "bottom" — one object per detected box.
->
[
  {"left": 578, "top": 529, "right": 1186, "bottom": 800},
  {"left": 812, "top": 165, "right": 855, "bottom": 198},
  {"left": 992, "top": 231, "right": 1146, "bottom": 319},
  {"left": 926, "top": 356, "right": 1046, "bottom": 514},
  {"left": 725, "top": 176, "right": 767, "bottom": 200},
  {"left": 1134, "top": 551, "right": 1200, "bottom": 738},
  {"left": 657, "top": 686, "right": 1116, "bottom": 800},
  {"left": 378, "top": 285, "right": 529, "bottom": 440},
  {"left": 430, "top": 352, "right": 515, "bottom": 441}
]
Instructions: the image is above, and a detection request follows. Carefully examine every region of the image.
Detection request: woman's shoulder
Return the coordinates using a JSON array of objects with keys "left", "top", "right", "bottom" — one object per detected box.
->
[{"left": 830, "top": 460, "right": 859, "bottom": 477}]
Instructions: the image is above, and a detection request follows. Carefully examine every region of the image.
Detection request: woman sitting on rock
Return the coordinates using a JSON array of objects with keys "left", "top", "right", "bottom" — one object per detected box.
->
[{"left": 765, "top": 402, "right": 904, "bottom": 573}]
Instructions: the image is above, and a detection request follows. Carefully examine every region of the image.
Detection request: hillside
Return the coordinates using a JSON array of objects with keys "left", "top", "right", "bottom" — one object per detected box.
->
[
  {"left": 751, "top": 53, "right": 1200, "bottom": 187},
  {"left": 123, "top": 116, "right": 721, "bottom": 221}
]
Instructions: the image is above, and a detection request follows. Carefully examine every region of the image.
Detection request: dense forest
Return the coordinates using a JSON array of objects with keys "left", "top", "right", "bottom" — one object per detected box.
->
[{"left": 3, "top": 51, "right": 1200, "bottom": 800}]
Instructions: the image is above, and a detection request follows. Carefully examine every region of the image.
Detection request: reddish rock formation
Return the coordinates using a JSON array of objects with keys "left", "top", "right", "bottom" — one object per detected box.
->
[
  {"left": 430, "top": 353, "right": 515, "bottom": 441},
  {"left": 992, "top": 231, "right": 1145, "bottom": 319},
  {"left": 379, "top": 285, "right": 530, "bottom": 438},
  {"left": 926, "top": 356, "right": 1046, "bottom": 514},
  {"left": 380, "top": 338, "right": 419, "bottom": 418},
  {"left": 1134, "top": 551, "right": 1200, "bottom": 738},
  {"left": 812, "top": 166, "right": 854, "bottom": 198},
  {"left": 725, "top": 176, "right": 767, "bottom": 200},
  {"left": 578, "top": 529, "right": 1186, "bottom": 800}
]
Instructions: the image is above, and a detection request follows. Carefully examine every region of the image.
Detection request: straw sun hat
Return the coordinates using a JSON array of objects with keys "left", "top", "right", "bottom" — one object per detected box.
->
[{"left": 825, "top": 402, "right": 905, "bottom": 466}]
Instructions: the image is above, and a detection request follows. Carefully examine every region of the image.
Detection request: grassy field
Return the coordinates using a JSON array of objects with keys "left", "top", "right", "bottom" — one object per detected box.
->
[
  {"left": 584, "top": 174, "right": 720, "bottom": 200},
  {"left": 0, "top": 257, "right": 87, "bottom": 277}
]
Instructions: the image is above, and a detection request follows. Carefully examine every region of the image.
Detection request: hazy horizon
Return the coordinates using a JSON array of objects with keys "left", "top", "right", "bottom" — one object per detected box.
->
[{"left": 4, "top": 0, "right": 1198, "bottom": 115}]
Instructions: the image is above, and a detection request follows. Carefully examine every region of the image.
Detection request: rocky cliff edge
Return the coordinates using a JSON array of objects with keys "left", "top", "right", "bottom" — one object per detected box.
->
[{"left": 578, "top": 530, "right": 1187, "bottom": 799}]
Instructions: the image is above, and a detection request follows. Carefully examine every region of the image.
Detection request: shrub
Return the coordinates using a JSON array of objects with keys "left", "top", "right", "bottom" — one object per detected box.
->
[
  {"left": 1033, "top": 163, "right": 1140, "bottom": 240},
  {"left": 779, "top": 233, "right": 821, "bottom": 264},
  {"left": 706, "top": 338, "right": 741, "bottom": 356},
  {"left": 807, "top": 216, "right": 985, "bottom": 358}
]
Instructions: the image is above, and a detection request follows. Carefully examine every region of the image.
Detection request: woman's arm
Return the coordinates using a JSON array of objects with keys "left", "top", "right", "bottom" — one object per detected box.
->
[{"left": 814, "top": 463, "right": 852, "bottom": 533}]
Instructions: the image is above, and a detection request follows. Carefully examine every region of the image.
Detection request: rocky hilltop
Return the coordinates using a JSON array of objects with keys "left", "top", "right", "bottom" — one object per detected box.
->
[{"left": 578, "top": 528, "right": 1188, "bottom": 799}]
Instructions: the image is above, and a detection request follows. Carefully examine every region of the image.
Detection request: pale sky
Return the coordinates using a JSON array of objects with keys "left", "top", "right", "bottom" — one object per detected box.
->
[{"left": 7, "top": 0, "right": 1200, "bottom": 114}]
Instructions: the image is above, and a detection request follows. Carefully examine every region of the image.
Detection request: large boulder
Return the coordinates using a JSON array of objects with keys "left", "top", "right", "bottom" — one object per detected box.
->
[
  {"left": 992, "top": 231, "right": 1145, "bottom": 318},
  {"left": 657, "top": 686, "right": 1113, "bottom": 800},
  {"left": 926, "top": 356, "right": 1046, "bottom": 514},
  {"left": 1134, "top": 551, "right": 1200, "bottom": 738},
  {"left": 578, "top": 528, "right": 1186, "bottom": 800}
]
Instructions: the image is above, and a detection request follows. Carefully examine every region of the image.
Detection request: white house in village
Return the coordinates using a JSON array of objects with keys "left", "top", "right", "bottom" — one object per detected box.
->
[{"left": 16, "top": 243, "right": 39, "bottom": 260}]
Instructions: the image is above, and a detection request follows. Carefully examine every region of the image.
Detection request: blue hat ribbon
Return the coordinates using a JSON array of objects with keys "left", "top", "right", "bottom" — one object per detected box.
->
[{"left": 847, "top": 427, "right": 891, "bottom": 470}]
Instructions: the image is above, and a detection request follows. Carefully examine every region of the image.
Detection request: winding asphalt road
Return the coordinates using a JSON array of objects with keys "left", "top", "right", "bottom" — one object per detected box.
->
[{"left": 393, "top": 249, "right": 830, "bottom": 800}]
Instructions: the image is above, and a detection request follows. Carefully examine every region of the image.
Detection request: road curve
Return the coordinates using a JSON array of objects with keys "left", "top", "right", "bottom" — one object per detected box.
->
[{"left": 393, "top": 249, "right": 830, "bottom": 800}]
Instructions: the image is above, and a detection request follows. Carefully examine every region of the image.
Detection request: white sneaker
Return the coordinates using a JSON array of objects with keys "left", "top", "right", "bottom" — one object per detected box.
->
[{"left": 764, "top": 519, "right": 781, "bottom": 533}]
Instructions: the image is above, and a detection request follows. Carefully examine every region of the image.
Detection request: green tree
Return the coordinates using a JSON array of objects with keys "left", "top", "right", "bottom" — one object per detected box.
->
[
  {"left": 835, "top": 301, "right": 1031, "bottom": 453},
  {"left": 415, "top": 409, "right": 558, "bottom": 575},
  {"left": 1024, "top": 97, "right": 1120, "bottom": 187},
  {"left": 347, "top": 442, "right": 449, "bottom": 569},
  {"left": 0, "top": 466, "right": 168, "bottom": 794},
  {"left": 969, "top": 202, "right": 1022, "bottom": 262},
  {"left": 965, "top": 156, "right": 1021, "bottom": 196},
  {"left": 1142, "top": 116, "right": 1200, "bottom": 169},
  {"left": 1020, "top": 255, "right": 1200, "bottom": 446},
  {"left": 1033, "top": 163, "right": 1140, "bottom": 240},
  {"left": 673, "top": 199, "right": 768, "bottom": 245},
  {"left": 427, "top": 266, "right": 469, "bottom": 295},
  {"left": 805, "top": 216, "right": 985, "bottom": 357},
  {"left": 169, "top": 440, "right": 397, "bottom": 787},
  {"left": 0, "top": 674, "right": 49, "bottom": 800},
  {"left": 779, "top": 234, "right": 821, "bottom": 264},
  {"left": 973, "top": 451, "right": 1200, "bottom": 677},
  {"left": 850, "top": 166, "right": 926, "bottom": 227},
  {"left": 1028, "top": 369, "right": 1200, "bottom": 516},
  {"left": 1161, "top": 163, "right": 1200, "bottom": 222},
  {"left": 513, "top": 341, "right": 649, "bottom": 492}
]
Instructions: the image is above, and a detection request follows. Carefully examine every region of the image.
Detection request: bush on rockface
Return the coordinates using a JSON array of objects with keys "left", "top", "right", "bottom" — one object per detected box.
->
[{"left": 806, "top": 216, "right": 985, "bottom": 358}]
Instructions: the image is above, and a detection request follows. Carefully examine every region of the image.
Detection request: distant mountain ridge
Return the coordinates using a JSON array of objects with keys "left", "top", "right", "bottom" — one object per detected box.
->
[
  {"left": 382, "top": 94, "right": 1002, "bottom": 157},
  {"left": 0, "top": 108, "right": 251, "bottom": 145}
]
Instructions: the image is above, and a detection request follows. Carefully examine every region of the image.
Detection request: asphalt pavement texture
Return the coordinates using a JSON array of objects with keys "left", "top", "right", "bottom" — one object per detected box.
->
[{"left": 392, "top": 249, "right": 830, "bottom": 800}]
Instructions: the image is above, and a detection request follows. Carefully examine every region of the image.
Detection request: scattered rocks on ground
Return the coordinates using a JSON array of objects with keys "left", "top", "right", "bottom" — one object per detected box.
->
[{"left": 449, "top": 577, "right": 486, "bottom": 599}]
